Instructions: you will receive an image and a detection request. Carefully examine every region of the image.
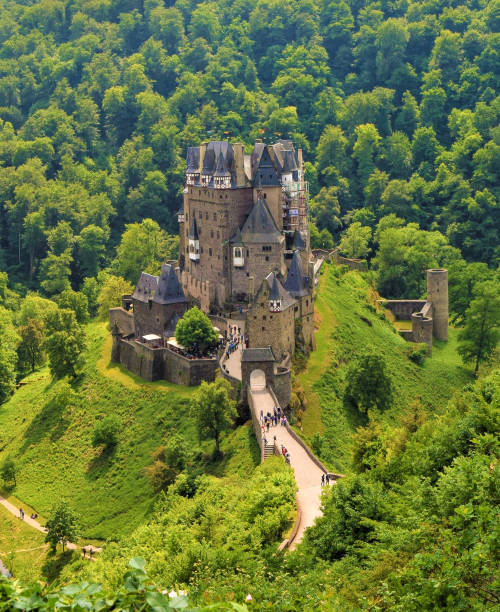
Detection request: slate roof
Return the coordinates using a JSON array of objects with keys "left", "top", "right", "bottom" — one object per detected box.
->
[
  {"left": 283, "top": 250, "right": 309, "bottom": 297},
  {"left": 214, "top": 151, "right": 231, "bottom": 176},
  {"left": 229, "top": 226, "right": 244, "bottom": 245},
  {"left": 265, "top": 272, "right": 296, "bottom": 310},
  {"left": 240, "top": 197, "right": 283, "bottom": 244},
  {"left": 153, "top": 264, "right": 187, "bottom": 305},
  {"left": 201, "top": 141, "right": 234, "bottom": 174},
  {"left": 133, "top": 273, "right": 159, "bottom": 303},
  {"left": 186, "top": 147, "right": 200, "bottom": 173},
  {"left": 188, "top": 217, "right": 199, "bottom": 240},
  {"left": 242, "top": 347, "right": 276, "bottom": 362},
  {"left": 292, "top": 229, "right": 306, "bottom": 250}
]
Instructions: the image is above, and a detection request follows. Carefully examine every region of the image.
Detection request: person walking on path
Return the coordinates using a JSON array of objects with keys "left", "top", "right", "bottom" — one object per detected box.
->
[
  {"left": 321, "top": 474, "right": 325, "bottom": 486},
  {"left": 326, "top": 473, "right": 330, "bottom": 485},
  {"left": 19, "top": 508, "right": 23, "bottom": 519}
]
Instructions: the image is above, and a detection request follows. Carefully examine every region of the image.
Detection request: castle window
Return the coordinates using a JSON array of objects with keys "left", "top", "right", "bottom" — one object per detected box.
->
[
  {"left": 214, "top": 213, "right": 216, "bottom": 221},
  {"left": 233, "top": 247, "right": 244, "bottom": 267},
  {"left": 246, "top": 249, "right": 249, "bottom": 256},
  {"left": 262, "top": 327, "right": 265, "bottom": 331},
  {"left": 217, "top": 231, "right": 220, "bottom": 239},
  {"left": 206, "top": 212, "right": 208, "bottom": 219},
  {"left": 263, "top": 315, "right": 266, "bottom": 320},
  {"left": 262, "top": 246, "right": 272, "bottom": 252},
  {"left": 306, "top": 300, "right": 309, "bottom": 305},
  {"left": 294, "top": 306, "right": 298, "bottom": 312},
  {"left": 265, "top": 256, "right": 269, "bottom": 261},
  {"left": 211, "top": 230, "right": 214, "bottom": 238},
  {"left": 209, "top": 248, "right": 212, "bottom": 256}
]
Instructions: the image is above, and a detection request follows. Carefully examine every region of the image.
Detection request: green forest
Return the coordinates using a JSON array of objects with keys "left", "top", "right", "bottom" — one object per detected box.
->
[{"left": 0, "top": 0, "right": 499, "bottom": 608}]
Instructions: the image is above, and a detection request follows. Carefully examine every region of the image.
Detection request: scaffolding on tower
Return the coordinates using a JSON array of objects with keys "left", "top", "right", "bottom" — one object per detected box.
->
[{"left": 282, "top": 180, "right": 309, "bottom": 232}]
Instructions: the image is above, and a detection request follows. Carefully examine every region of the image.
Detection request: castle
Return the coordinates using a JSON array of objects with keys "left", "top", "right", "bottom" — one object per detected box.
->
[{"left": 109, "top": 140, "right": 317, "bottom": 403}]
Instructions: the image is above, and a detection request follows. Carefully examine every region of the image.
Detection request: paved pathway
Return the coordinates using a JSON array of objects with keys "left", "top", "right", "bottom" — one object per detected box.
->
[
  {"left": 219, "top": 317, "right": 329, "bottom": 548},
  {"left": 0, "top": 496, "right": 101, "bottom": 557},
  {"left": 250, "top": 389, "right": 327, "bottom": 549},
  {"left": 221, "top": 319, "right": 245, "bottom": 380}
]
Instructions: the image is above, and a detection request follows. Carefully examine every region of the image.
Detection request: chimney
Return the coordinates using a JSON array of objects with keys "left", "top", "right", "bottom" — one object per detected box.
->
[
  {"left": 199, "top": 142, "right": 208, "bottom": 172},
  {"left": 232, "top": 142, "right": 245, "bottom": 187}
]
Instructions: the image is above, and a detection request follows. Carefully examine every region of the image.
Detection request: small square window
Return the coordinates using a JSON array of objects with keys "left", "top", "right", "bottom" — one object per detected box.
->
[{"left": 265, "top": 256, "right": 269, "bottom": 261}]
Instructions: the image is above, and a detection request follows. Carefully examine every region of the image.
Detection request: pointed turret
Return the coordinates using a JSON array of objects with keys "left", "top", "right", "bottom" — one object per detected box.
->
[
  {"left": 284, "top": 250, "right": 308, "bottom": 297},
  {"left": 269, "top": 274, "right": 282, "bottom": 312}
]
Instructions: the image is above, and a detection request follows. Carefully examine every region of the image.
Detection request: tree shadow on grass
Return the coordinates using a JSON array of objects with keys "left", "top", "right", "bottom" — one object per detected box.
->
[
  {"left": 41, "top": 549, "right": 77, "bottom": 583},
  {"left": 19, "top": 383, "right": 71, "bottom": 453},
  {"left": 86, "top": 446, "right": 116, "bottom": 480}
]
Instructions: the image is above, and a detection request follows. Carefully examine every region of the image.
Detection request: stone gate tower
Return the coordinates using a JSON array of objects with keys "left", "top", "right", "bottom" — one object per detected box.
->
[{"left": 427, "top": 268, "right": 448, "bottom": 341}]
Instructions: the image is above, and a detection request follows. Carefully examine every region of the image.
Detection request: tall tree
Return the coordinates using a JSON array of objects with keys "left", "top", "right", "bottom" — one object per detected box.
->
[
  {"left": 45, "top": 308, "right": 86, "bottom": 379},
  {"left": 190, "top": 379, "right": 237, "bottom": 457},
  {"left": 458, "top": 281, "right": 500, "bottom": 377},
  {"left": 17, "top": 318, "right": 45, "bottom": 373},
  {"left": 45, "top": 502, "right": 79, "bottom": 552}
]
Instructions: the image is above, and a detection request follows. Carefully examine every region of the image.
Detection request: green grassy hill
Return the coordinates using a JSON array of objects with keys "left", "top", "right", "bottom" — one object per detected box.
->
[
  {"left": 0, "top": 323, "right": 258, "bottom": 543},
  {"left": 297, "top": 264, "right": 473, "bottom": 472}
]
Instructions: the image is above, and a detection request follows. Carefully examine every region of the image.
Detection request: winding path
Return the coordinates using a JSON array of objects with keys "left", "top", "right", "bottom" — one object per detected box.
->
[
  {"left": 221, "top": 320, "right": 329, "bottom": 549},
  {"left": 249, "top": 387, "right": 326, "bottom": 549},
  {"left": 0, "top": 496, "right": 101, "bottom": 557}
]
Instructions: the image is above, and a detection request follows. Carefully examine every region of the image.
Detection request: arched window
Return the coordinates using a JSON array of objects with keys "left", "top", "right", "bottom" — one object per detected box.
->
[{"left": 235, "top": 247, "right": 242, "bottom": 259}]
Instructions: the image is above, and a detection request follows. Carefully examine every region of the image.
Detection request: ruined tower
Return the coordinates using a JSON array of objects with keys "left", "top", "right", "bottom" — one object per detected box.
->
[{"left": 426, "top": 268, "right": 448, "bottom": 341}]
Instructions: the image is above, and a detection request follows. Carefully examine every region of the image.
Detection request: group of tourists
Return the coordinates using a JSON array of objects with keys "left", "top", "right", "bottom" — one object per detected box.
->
[
  {"left": 281, "top": 445, "right": 291, "bottom": 464},
  {"left": 321, "top": 473, "right": 331, "bottom": 486},
  {"left": 260, "top": 406, "right": 286, "bottom": 430},
  {"left": 225, "top": 325, "right": 247, "bottom": 359},
  {"left": 18, "top": 508, "right": 38, "bottom": 520}
]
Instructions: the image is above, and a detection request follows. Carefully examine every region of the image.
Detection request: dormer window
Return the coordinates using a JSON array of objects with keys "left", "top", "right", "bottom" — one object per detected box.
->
[
  {"left": 214, "top": 175, "right": 231, "bottom": 189},
  {"left": 201, "top": 174, "right": 211, "bottom": 186},
  {"left": 186, "top": 173, "right": 198, "bottom": 185},
  {"left": 233, "top": 247, "right": 244, "bottom": 267}
]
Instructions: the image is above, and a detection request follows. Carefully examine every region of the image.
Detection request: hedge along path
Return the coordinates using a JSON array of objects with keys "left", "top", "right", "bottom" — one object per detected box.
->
[{"left": 0, "top": 496, "right": 101, "bottom": 557}]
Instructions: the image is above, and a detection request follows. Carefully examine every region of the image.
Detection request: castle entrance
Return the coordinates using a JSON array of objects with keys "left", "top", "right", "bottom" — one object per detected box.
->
[{"left": 250, "top": 369, "right": 266, "bottom": 391}]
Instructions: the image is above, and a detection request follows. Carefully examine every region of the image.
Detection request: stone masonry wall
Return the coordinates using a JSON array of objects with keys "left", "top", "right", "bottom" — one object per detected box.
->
[
  {"left": 383, "top": 300, "right": 427, "bottom": 321},
  {"left": 231, "top": 242, "right": 284, "bottom": 299},
  {"left": 163, "top": 348, "right": 217, "bottom": 386},
  {"left": 109, "top": 307, "right": 135, "bottom": 336}
]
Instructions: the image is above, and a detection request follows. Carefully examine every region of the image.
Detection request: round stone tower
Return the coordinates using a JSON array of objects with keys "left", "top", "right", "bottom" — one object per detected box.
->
[{"left": 426, "top": 268, "right": 448, "bottom": 341}]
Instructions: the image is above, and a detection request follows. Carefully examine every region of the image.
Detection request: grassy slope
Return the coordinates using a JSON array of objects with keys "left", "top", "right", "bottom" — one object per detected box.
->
[
  {"left": 0, "top": 322, "right": 203, "bottom": 540},
  {"left": 297, "top": 265, "right": 472, "bottom": 472},
  {"left": 0, "top": 503, "right": 47, "bottom": 581}
]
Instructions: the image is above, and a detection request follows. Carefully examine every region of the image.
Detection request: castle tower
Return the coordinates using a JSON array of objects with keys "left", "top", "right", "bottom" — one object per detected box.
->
[{"left": 427, "top": 268, "right": 448, "bottom": 341}]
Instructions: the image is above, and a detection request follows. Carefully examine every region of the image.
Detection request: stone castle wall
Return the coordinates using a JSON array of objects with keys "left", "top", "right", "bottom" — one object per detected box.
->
[
  {"left": 383, "top": 300, "right": 427, "bottom": 321},
  {"left": 112, "top": 336, "right": 217, "bottom": 385}
]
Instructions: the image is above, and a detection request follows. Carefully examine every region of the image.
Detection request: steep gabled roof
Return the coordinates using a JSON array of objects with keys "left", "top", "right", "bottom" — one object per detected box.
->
[
  {"left": 214, "top": 151, "right": 231, "bottom": 176},
  {"left": 186, "top": 147, "right": 200, "bottom": 173},
  {"left": 153, "top": 264, "right": 187, "bottom": 305},
  {"left": 284, "top": 250, "right": 308, "bottom": 297},
  {"left": 188, "top": 217, "right": 199, "bottom": 240},
  {"left": 133, "top": 272, "right": 159, "bottom": 303},
  {"left": 240, "top": 197, "right": 283, "bottom": 244}
]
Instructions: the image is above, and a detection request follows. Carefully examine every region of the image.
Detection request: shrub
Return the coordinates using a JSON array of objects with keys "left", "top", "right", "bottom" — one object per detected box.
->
[
  {"left": 92, "top": 415, "right": 121, "bottom": 449},
  {"left": 407, "top": 343, "right": 427, "bottom": 365}
]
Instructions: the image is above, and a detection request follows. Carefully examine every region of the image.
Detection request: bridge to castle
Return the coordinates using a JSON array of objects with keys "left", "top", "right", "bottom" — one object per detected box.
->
[{"left": 221, "top": 320, "right": 331, "bottom": 550}]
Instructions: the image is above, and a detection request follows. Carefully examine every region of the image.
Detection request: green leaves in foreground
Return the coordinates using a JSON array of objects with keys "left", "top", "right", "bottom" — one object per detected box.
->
[{"left": 0, "top": 557, "right": 249, "bottom": 611}]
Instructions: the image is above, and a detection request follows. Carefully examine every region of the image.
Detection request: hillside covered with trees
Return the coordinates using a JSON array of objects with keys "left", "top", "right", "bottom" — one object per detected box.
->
[{"left": 0, "top": 0, "right": 499, "bottom": 608}]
